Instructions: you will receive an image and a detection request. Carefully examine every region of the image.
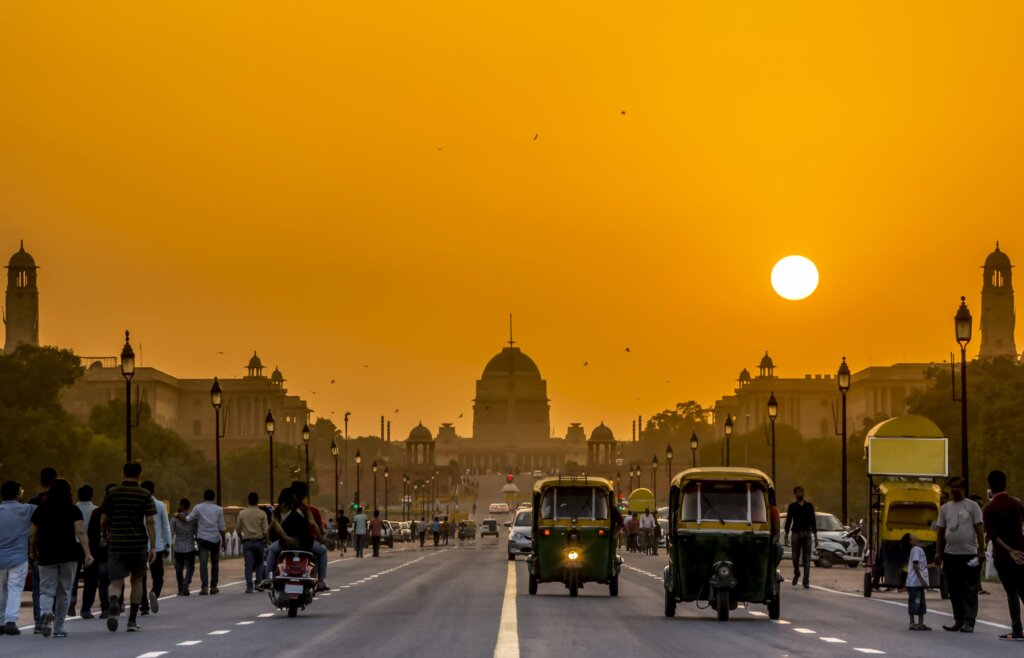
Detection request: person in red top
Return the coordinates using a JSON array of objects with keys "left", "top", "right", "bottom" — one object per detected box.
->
[
  {"left": 982, "top": 469, "right": 1024, "bottom": 641},
  {"left": 368, "top": 510, "right": 385, "bottom": 558}
]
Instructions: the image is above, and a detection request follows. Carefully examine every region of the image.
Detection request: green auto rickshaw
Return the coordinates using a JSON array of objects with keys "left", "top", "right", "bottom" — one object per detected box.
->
[
  {"left": 663, "top": 467, "right": 782, "bottom": 621},
  {"left": 527, "top": 476, "right": 622, "bottom": 597}
]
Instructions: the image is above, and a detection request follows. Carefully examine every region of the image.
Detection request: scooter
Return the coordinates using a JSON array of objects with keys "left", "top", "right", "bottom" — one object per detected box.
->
[
  {"left": 269, "top": 549, "right": 317, "bottom": 617},
  {"left": 815, "top": 522, "right": 867, "bottom": 568}
]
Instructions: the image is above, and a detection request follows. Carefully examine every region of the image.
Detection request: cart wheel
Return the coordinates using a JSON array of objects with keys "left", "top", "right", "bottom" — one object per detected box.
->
[
  {"left": 715, "top": 589, "right": 729, "bottom": 621},
  {"left": 863, "top": 572, "right": 872, "bottom": 598},
  {"left": 569, "top": 572, "right": 579, "bottom": 598},
  {"left": 609, "top": 575, "right": 619, "bottom": 597},
  {"left": 939, "top": 573, "right": 949, "bottom": 600},
  {"left": 768, "top": 594, "right": 781, "bottom": 620},
  {"left": 528, "top": 574, "right": 537, "bottom": 596},
  {"left": 287, "top": 600, "right": 299, "bottom": 618},
  {"left": 664, "top": 588, "right": 676, "bottom": 618}
]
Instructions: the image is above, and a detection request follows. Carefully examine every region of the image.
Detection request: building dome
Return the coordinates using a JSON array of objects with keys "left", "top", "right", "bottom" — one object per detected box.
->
[
  {"left": 408, "top": 422, "right": 433, "bottom": 442},
  {"left": 758, "top": 351, "right": 774, "bottom": 370},
  {"left": 271, "top": 366, "right": 284, "bottom": 384},
  {"left": 247, "top": 351, "right": 263, "bottom": 370},
  {"left": 589, "top": 422, "right": 615, "bottom": 442},
  {"left": 481, "top": 347, "right": 541, "bottom": 379},
  {"left": 7, "top": 241, "right": 36, "bottom": 269},
  {"left": 985, "top": 242, "right": 1012, "bottom": 268},
  {"left": 738, "top": 368, "right": 751, "bottom": 382}
]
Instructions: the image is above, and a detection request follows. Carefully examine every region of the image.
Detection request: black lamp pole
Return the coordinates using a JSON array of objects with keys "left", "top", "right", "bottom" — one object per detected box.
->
[
  {"left": 120, "top": 331, "right": 135, "bottom": 463},
  {"left": 372, "top": 460, "right": 379, "bottom": 511},
  {"left": 665, "top": 444, "right": 673, "bottom": 481},
  {"left": 955, "top": 296, "right": 973, "bottom": 495},
  {"left": 724, "top": 414, "right": 734, "bottom": 467},
  {"left": 343, "top": 412, "right": 350, "bottom": 510},
  {"left": 690, "top": 431, "right": 699, "bottom": 467},
  {"left": 355, "top": 450, "right": 362, "bottom": 508},
  {"left": 265, "top": 409, "right": 275, "bottom": 501},
  {"left": 652, "top": 455, "right": 659, "bottom": 505},
  {"left": 302, "top": 423, "right": 311, "bottom": 485},
  {"left": 837, "top": 357, "right": 851, "bottom": 523},
  {"left": 210, "top": 378, "right": 223, "bottom": 504},
  {"left": 331, "top": 439, "right": 339, "bottom": 521},
  {"left": 384, "top": 466, "right": 389, "bottom": 518},
  {"left": 768, "top": 392, "right": 779, "bottom": 484}
]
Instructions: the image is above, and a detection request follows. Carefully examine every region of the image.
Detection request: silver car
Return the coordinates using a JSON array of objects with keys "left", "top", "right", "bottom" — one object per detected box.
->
[
  {"left": 780, "top": 511, "right": 845, "bottom": 565},
  {"left": 506, "top": 509, "right": 532, "bottom": 561}
]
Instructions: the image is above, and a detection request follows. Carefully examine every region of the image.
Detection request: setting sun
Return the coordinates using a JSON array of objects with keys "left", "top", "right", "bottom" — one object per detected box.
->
[{"left": 771, "top": 256, "right": 819, "bottom": 301}]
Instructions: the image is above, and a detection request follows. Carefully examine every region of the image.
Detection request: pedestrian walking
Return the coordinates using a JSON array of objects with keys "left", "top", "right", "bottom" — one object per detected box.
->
[
  {"left": 102, "top": 463, "right": 157, "bottom": 633},
  {"left": 369, "top": 510, "right": 385, "bottom": 557},
  {"left": 441, "top": 518, "right": 450, "bottom": 546},
  {"left": 28, "top": 466, "right": 57, "bottom": 633},
  {"left": 186, "top": 489, "right": 225, "bottom": 595},
  {"left": 785, "top": 486, "right": 818, "bottom": 588},
  {"left": 934, "top": 475, "right": 984, "bottom": 633},
  {"left": 903, "top": 532, "right": 931, "bottom": 631},
  {"left": 337, "top": 510, "right": 350, "bottom": 555},
  {"left": 640, "top": 509, "right": 656, "bottom": 555},
  {"left": 139, "top": 480, "right": 171, "bottom": 615},
  {"left": 171, "top": 498, "right": 197, "bottom": 595},
  {"left": 0, "top": 480, "right": 35, "bottom": 635},
  {"left": 432, "top": 517, "right": 441, "bottom": 546},
  {"left": 237, "top": 492, "right": 269, "bottom": 593},
  {"left": 69, "top": 484, "right": 97, "bottom": 615},
  {"left": 417, "top": 517, "right": 427, "bottom": 548},
  {"left": 981, "top": 469, "right": 1024, "bottom": 641},
  {"left": 353, "top": 506, "right": 368, "bottom": 558},
  {"left": 30, "top": 478, "right": 94, "bottom": 638},
  {"left": 81, "top": 484, "right": 115, "bottom": 619}
]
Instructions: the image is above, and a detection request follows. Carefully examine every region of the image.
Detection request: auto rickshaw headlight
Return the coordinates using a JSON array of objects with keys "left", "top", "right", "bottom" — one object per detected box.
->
[
  {"left": 567, "top": 550, "right": 581, "bottom": 561},
  {"left": 716, "top": 564, "right": 732, "bottom": 578}
]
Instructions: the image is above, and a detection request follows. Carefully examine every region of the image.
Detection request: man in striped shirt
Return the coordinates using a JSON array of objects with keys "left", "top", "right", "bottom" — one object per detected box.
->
[{"left": 101, "top": 463, "right": 156, "bottom": 633}]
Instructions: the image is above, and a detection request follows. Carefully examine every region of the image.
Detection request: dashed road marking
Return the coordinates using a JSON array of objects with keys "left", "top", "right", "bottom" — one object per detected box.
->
[
  {"left": 820, "top": 637, "right": 846, "bottom": 643},
  {"left": 810, "top": 584, "right": 1011, "bottom": 631},
  {"left": 236, "top": 620, "right": 255, "bottom": 625},
  {"left": 257, "top": 613, "right": 275, "bottom": 618},
  {"left": 772, "top": 620, "right": 791, "bottom": 625},
  {"left": 137, "top": 653, "right": 168, "bottom": 658},
  {"left": 208, "top": 630, "right": 231, "bottom": 635},
  {"left": 177, "top": 640, "right": 202, "bottom": 646},
  {"left": 854, "top": 650, "right": 885, "bottom": 655},
  {"left": 747, "top": 611, "right": 768, "bottom": 617},
  {"left": 793, "top": 627, "right": 816, "bottom": 634}
]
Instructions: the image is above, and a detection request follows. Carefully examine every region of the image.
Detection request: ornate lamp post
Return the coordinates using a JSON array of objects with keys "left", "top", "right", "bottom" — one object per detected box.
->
[
  {"left": 690, "top": 431, "right": 699, "bottom": 467},
  {"left": 343, "top": 412, "right": 350, "bottom": 510},
  {"left": 413, "top": 482, "right": 420, "bottom": 518},
  {"left": 767, "top": 392, "right": 779, "bottom": 484},
  {"left": 402, "top": 473, "right": 409, "bottom": 520},
  {"left": 265, "top": 409, "right": 275, "bottom": 500},
  {"left": 372, "top": 460, "right": 379, "bottom": 511},
  {"left": 837, "top": 357, "right": 851, "bottom": 523},
  {"left": 355, "top": 450, "right": 362, "bottom": 508},
  {"left": 331, "top": 439, "right": 340, "bottom": 520},
  {"left": 724, "top": 414, "right": 734, "bottom": 466},
  {"left": 120, "top": 331, "right": 135, "bottom": 462},
  {"left": 665, "top": 443, "right": 674, "bottom": 481},
  {"left": 384, "top": 466, "right": 389, "bottom": 518},
  {"left": 651, "top": 455, "right": 659, "bottom": 505},
  {"left": 955, "top": 296, "right": 973, "bottom": 495},
  {"left": 435, "top": 469, "right": 440, "bottom": 513},
  {"left": 302, "top": 423, "right": 311, "bottom": 485},
  {"left": 210, "top": 378, "right": 223, "bottom": 504}
]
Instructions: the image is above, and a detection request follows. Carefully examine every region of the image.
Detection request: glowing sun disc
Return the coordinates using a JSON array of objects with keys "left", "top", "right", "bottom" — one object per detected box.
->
[{"left": 771, "top": 256, "right": 819, "bottom": 300}]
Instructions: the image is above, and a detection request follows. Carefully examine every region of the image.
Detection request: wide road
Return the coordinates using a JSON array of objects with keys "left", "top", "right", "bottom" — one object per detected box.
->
[{"left": 11, "top": 539, "right": 1016, "bottom": 657}]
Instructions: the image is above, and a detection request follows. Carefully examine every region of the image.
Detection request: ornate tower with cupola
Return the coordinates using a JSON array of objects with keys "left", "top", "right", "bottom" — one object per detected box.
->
[
  {"left": 979, "top": 242, "right": 1017, "bottom": 359},
  {"left": 4, "top": 241, "right": 39, "bottom": 354}
]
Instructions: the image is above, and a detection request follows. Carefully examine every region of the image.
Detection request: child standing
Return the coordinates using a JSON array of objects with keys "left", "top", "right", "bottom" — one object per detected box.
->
[{"left": 902, "top": 532, "right": 931, "bottom": 631}]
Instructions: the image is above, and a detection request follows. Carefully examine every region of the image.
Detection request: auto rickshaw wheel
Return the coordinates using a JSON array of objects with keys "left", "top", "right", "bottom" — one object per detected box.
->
[
  {"left": 862, "top": 572, "right": 872, "bottom": 598},
  {"left": 664, "top": 589, "right": 676, "bottom": 618},
  {"left": 715, "top": 589, "right": 729, "bottom": 621},
  {"left": 528, "top": 574, "right": 537, "bottom": 596},
  {"left": 768, "top": 595, "right": 780, "bottom": 620},
  {"left": 609, "top": 575, "right": 618, "bottom": 597}
]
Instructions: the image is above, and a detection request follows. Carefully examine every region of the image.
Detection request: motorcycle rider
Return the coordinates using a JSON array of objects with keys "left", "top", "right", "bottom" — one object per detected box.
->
[{"left": 260, "top": 487, "right": 329, "bottom": 592}]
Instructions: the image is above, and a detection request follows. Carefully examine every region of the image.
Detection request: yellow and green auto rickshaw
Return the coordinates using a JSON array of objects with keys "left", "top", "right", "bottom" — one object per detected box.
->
[
  {"left": 663, "top": 467, "right": 782, "bottom": 621},
  {"left": 527, "top": 476, "right": 622, "bottom": 597},
  {"left": 864, "top": 481, "right": 946, "bottom": 598}
]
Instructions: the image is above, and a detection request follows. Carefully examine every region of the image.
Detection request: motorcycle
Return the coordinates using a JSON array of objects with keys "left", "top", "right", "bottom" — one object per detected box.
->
[
  {"left": 815, "top": 521, "right": 867, "bottom": 569},
  {"left": 269, "top": 549, "right": 317, "bottom": 617}
]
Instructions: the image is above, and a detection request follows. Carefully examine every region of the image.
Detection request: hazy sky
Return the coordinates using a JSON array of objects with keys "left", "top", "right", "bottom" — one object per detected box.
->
[{"left": 2, "top": 2, "right": 1022, "bottom": 439}]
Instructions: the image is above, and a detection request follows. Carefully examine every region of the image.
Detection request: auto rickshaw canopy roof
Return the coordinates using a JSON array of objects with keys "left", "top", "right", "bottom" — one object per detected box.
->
[
  {"left": 669, "top": 467, "right": 774, "bottom": 491},
  {"left": 864, "top": 415, "right": 948, "bottom": 477},
  {"left": 877, "top": 480, "right": 942, "bottom": 501},
  {"left": 864, "top": 415, "right": 945, "bottom": 442},
  {"left": 532, "top": 475, "right": 613, "bottom": 494}
]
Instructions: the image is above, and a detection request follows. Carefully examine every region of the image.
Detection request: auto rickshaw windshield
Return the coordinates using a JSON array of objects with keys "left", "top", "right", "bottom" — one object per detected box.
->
[
  {"left": 680, "top": 481, "right": 768, "bottom": 524},
  {"left": 539, "top": 487, "right": 609, "bottom": 520},
  {"left": 886, "top": 502, "right": 938, "bottom": 530}
]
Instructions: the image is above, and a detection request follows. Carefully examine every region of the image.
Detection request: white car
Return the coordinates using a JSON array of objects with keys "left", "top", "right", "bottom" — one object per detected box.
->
[
  {"left": 780, "top": 512, "right": 844, "bottom": 564},
  {"left": 506, "top": 509, "right": 532, "bottom": 560},
  {"left": 489, "top": 502, "right": 511, "bottom": 515}
]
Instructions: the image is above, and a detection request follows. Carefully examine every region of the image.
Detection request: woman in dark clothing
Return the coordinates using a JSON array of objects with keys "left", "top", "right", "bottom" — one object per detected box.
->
[{"left": 29, "top": 479, "right": 93, "bottom": 638}]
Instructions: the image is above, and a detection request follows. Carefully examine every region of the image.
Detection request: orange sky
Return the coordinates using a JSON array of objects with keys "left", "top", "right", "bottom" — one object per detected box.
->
[{"left": 2, "top": 2, "right": 1022, "bottom": 440}]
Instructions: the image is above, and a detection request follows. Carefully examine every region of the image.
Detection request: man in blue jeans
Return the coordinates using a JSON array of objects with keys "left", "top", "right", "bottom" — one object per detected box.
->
[
  {"left": 28, "top": 467, "right": 57, "bottom": 633},
  {"left": 185, "top": 489, "right": 224, "bottom": 595},
  {"left": 236, "top": 492, "right": 269, "bottom": 593}
]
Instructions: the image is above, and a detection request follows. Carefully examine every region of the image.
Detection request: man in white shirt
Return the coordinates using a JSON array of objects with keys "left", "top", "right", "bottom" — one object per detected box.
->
[
  {"left": 934, "top": 476, "right": 985, "bottom": 633},
  {"left": 352, "top": 507, "right": 368, "bottom": 558},
  {"left": 140, "top": 480, "right": 172, "bottom": 614},
  {"left": 640, "top": 509, "right": 657, "bottom": 555},
  {"left": 184, "top": 489, "right": 225, "bottom": 595}
]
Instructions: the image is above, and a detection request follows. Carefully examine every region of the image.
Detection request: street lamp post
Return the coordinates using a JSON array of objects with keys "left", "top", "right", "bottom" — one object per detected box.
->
[
  {"left": 355, "top": 450, "right": 362, "bottom": 508},
  {"left": 343, "top": 412, "right": 350, "bottom": 510},
  {"left": 435, "top": 469, "right": 440, "bottom": 514},
  {"left": 331, "top": 439, "right": 339, "bottom": 521},
  {"left": 265, "top": 409, "right": 275, "bottom": 501},
  {"left": 724, "top": 414, "right": 734, "bottom": 467},
  {"left": 210, "top": 378, "right": 223, "bottom": 504},
  {"left": 120, "top": 331, "right": 135, "bottom": 462},
  {"left": 652, "top": 455, "right": 659, "bottom": 506},
  {"left": 372, "top": 460, "right": 379, "bottom": 511},
  {"left": 402, "top": 474, "right": 409, "bottom": 520},
  {"left": 690, "top": 431, "right": 699, "bottom": 467},
  {"left": 955, "top": 296, "right": 973, "bottom": 495},
  {"left": 302, "top": 423, "right": 311, "bottom": 485},
  {"left": 837, "top": 357, "right": 851, "bottom": 523},
  {"left": 665, "top": 444, "right": 673, "bottom": 481},
  {"left": 767, "top": 392, "right": 779, "bottom": 484},
  {"left": 384, "top": 466, "right": 389, "bottom": 518}
]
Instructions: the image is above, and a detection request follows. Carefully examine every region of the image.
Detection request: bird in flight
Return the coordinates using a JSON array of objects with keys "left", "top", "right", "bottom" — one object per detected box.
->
[
  {"left": 216, "top": 351, "right": 224, "bottom": 355},
  {"left": 625, "top": 347, "right": 631, "bottom": 352},
  {"left": 363, "top": 364, "right": 369, "bottom": 368},
  {"left": 533, "top": 134, "right": 538, "bottom": 140},
  {"left": 458, "top": 413, "right": 463, "bottom": 418},
  {"left": 330, "top": 379, "right": 336, "bottom": 385},
  {"left": 394, "top": 409, "right": 399, "bottom": 413},
  {"left": 583, "top": 361, "right": 589, "bottom": 366},
  {"left": 620, "top": 110, "right": 626, "bottom": 115}
]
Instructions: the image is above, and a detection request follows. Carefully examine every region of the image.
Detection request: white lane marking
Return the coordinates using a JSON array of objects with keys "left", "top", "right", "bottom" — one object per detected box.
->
[
  {"left": 854, "top": 650, "right": 885, "bottom": 655},
  {"left": 773, "top": 620, "right": 791, "bottom": 625},
  {"left": 257, "top": 613, "right": 275, "bottom": 618},
  {"left": 794, "top": 628, "right": 816, "bottom": 634},
  {"left": 810, "top": 584, "right": 1012, "bottom": 631},
  {"left": 177, "top": 640, "right": 202, "bottom": 646},
  {"left": 820, "top": 637, "right": 847, "bottom": 643},
  {"left": 138, "top": 653, "right": 168, "bottom": 658},
  {"left": 208, "top": 630, "right": 231, "bottom": 635},
  {"left": 747, "top": 611, "right": 768, "bottom": 617},
  {"left": 236, "top": 620, "right": 255, "bottom": 625},
  {"left": 493, "top": 561, "right": 520, "bottom": 658}
]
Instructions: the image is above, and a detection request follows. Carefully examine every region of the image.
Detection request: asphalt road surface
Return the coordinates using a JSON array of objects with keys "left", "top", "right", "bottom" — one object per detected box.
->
[{"left": 6, "top": 476, "right": 1017, "bottom": 657}]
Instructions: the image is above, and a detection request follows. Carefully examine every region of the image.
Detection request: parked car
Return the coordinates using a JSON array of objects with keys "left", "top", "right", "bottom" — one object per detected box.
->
[
  {"left": 399, "top": 521, "right": 412, "bottom": 541},
  {"left": 480, "top": 519, "right": 500, "bottom": 537},
  {"left": 489, "top": 502, "right": 511, "bottom": 515},
  {"left": 506, "top": 509, "right": 532, "bottom": 560},
  {"left": 780, "top": 511, "right": 845, "bottom": 564},
  {"left": 531, "top": 470, "right": 544, "bottom": 477},
  {"left": 379, "top": 520, "right": 395, "bottom": 548},
  {"left": 387, "top": 521, "right": 404, "bottom": 542}
]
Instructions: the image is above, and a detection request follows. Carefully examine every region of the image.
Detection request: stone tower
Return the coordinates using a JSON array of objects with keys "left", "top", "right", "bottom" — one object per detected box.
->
[
  {"left": 979, "top": 242, "right": 1017, "bottom": 359},
  {"left": 4, "top": 241, "right": 39, "bottom": 354}
]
